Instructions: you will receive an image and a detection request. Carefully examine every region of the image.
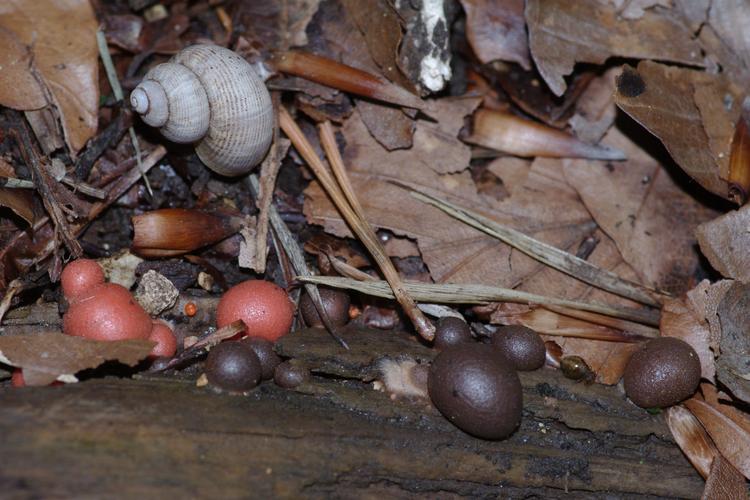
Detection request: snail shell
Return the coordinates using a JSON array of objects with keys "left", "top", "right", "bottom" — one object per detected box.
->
[{"left": 130, "top": 45, "right": 273, "bottom": 176}]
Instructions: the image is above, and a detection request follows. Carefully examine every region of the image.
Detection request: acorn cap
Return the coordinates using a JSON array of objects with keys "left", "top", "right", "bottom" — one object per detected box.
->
[
  {"left": 623, "top": 337, "right": 701, "bottom": 408},
  {"left": 491, "top": 325, "right": 545, "bottom": 371},
  {"left": 428, "top": 343, "right": 522, "bottom": 439}
]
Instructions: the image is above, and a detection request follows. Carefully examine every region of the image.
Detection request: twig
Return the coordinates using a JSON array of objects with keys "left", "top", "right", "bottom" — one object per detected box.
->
[
  {"left": 0, "top": 279, "right": 24, "bottom": 324},
  {"left": 279, "top": 110, "right": 433, "bottom": 340},
  {"left": 295, "top": 275, "right": 661, "bottom": 326},
  {"left": 251, "top": 94, "right": 287, "bottom": 273},
  {"left": 248, "top": 174, "right": 349, "bottom": 349},
  {"left": 157, "top": 320, "right": 246, "bottom": 372},
  {"left": 12, "top": 120, "right": 82, "bottom": 257},
  {"left": 96, "top": 29, "right": 153, "bottom": 197},
  {"left": 542, "top": 304, "right": 659, "bottom": 338},
  {"left": 398, "top": 183, "right": 665, "bottom": 307}
]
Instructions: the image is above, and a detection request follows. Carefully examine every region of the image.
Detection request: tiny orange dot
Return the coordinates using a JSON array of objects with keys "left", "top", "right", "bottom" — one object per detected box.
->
[
  {"left": 184, "top": 302, "right": 197, "bottom": 317},
  {"left": 348, "top": 304, "right": 361, "bottom": 320}
]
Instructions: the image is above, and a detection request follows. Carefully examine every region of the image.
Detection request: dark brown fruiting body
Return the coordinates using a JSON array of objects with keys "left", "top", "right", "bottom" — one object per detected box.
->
[
  {"left": 491, "top": 325, "right": 545, "bottom": 371},
  {"left": 242, "top": 337, "right": 281, "bottom": 380},
  {"left": 624, "top": 337, "right": 701, "bottom": 408},
  {"left": 274, "top": 361, "right": 309, "bottom": 389},
  {"left": 205, "top": 342, "right": 262, "bottom": 393},
  {"left": 299, "top": 288, "right": 351, "bottom": 328},
  {"left": 428, "top": 343, "right": 522, "bottom": 440},
  {"left": 434, "top": 317, "right": 472, "bottom": 349}
]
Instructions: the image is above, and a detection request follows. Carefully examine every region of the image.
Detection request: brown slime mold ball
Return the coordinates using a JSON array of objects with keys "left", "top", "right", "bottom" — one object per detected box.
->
[
  {"left": 623, "top": 337, "right": 701, "bottom": 409},
  {"left": 428, "top": 343, "right": 522, "bottom": 440},
  {"left": 299, "top": 288, "right": 350, "bottom": 328},
  {"left": 205, "top": 342, "right": 262, "bottom": 393},
  {"left": 434, "top": 317, "right": 472, "bottom": 349},
  {"left": 242, "top": 337, "right": 281, "bottom": 380},
  {"left": 491, "top": 325, "right": 545, "bottom": 371},
  {"left": 274, "top": 361, "right": 310, "bottom": 389}
]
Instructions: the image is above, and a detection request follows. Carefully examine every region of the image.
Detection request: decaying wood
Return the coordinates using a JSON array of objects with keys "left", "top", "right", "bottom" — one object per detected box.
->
[{"left": 0, "top": 326, "right": 703, "bottom": 498}]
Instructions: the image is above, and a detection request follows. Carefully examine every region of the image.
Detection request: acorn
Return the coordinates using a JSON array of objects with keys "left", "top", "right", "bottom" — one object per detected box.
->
[
  {"left": 623, "top": 337, "right": 701, "bottom": 408},
  {"left": 204, "top": 341, "right": 262, "bottom": 393},
  {"left": 428, "top": 343, "right": 522, "bottom": 439},
  {"left": 491, "top": 325, "right": 545, "bottom": 371},
  {"left": 299, "top": 288, "right": 350, "bottom": 328},
  {"left": 433, "top": 317, "right": 473, "bottom": 349}
]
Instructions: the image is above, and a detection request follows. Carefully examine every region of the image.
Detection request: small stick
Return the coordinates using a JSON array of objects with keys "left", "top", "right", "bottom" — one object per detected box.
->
[
  {"left": 399, "top": 183, "right": 666, "bottom": 307},
  {"left": 542, "top": 304, "right": 659, "bottom": 338},
  {"left": 278, "top": 109, "right": 434, "bottom": 340},
  {"left": 96, "top": 29, "right": 153, "bottom": 197},
  {"left": 157, "top": 320, "right": 246, "bottom": 372},
  {"left": 296, "top": 275, "right": 661, "bottom": 326},
  {"left": 317, "top": 121, "right": 434, "bottom": 340},
  {"left": 0, "top": 279, "right": 24, "bottom": 324},
  {"left": 248, "top": 174, "right": 349, "bottom": 349}
]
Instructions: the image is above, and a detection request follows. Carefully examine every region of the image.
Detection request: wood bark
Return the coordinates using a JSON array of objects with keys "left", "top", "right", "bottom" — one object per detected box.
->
[{"left": 0, "top": 326, "right": 704, "bottom": 498}]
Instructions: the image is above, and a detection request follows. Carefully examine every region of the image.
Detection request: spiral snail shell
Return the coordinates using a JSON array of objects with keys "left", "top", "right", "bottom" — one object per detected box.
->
[{"left": 130, "top": 45, "right": 273, "bottom": 176}]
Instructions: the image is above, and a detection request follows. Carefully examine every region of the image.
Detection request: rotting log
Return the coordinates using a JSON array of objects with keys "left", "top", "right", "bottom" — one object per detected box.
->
[{"left": 0, "top": 326, "right": 703, "bottom": 498}]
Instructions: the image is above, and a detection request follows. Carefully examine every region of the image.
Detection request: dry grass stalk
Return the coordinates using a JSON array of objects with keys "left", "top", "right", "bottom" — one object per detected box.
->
[
  {"left": 318, "top": 120, "right": 434, "bottom": 340},
  {"left": 248, "top": 174, "right": 349, "bottom": 349},
  {"left": 279, "top": 108, "right": 434, "bottom": 340},
  {"left": 402, "top": 185, "right": 665, "bottom": 307},
  {"left": 543, "top": 304, "right": 659, "bottom": 338},
  {"left": 297, "top": 275, "right": 660, "bottom": 326}
]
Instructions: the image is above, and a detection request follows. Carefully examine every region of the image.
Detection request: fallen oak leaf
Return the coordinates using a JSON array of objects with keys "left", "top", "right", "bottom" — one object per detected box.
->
[
  {"left": 696, "top": 204, "right": 750, "bottom": 282},
  {"left": 0, "top": 333, "right": 154, "bottom": 386},
  {"left": 526, "top": 0, "right": 703, "bottom": 96},
  {"left": 684, "top": 397, "right": 750, "bottom": 480},
  {"left": 666, "top": 405, "right": 719, "bottom": 480},
  {"left": 613, "top": 61, "right": 735, "bottom": 200}
]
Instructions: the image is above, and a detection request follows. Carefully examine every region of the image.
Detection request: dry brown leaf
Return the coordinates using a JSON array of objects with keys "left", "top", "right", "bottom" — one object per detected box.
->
[
  {"left": 686, "top": 279, "right": 734, "bottom": 352},
  {"left": 684, "top": 397, "right": 750, "bottom": 479},
  {"left": 0, "top": 333, "right": 154, "bottom": 386},
  {"left": 308, "top": 0, "right": 415, "bottom": 149},
  {"left": 564, "top": 127, "right": 718, "bottom": 293},
  {"left": 702, "top": 455, "right": 749, "bottom": 500},
  {"left": 0, "top": 188, "right": 35, "bottom": 226},
  {"left": 609, "top": 0, "right": 672, "bottom": 19},
  {"left": 0, "top": 27, "right": 47, "bottom": 110},
  {"left": 696, "top": 205, "right": 750, "bottom": 282},
  {"left": 460, "top": 0, "right": 530, "bottom": 69},
  {"left": 341, "top": 0, "right": 412, "bottom": 90},
  {"left": 305, "top": 106, "right": 595, "bottom": 288},
  {"left": 525, "top": 0, "right": 703, "bottom": 96},
  {"left": 708, "top": 0, "right": 750, "bottom": 75},
  {"left": 661, "top": 297, "right": 715, "bottom": 382},
  {"left": 614, "top": 61, "right": 737, "bottom": 199},
  {"left": 666, "top": 405, "right": 719, "bottom": 480},
  {"left": 0, "top": 0, "right": 99, "bottom": 154},
  {"left": 568, "top": 68, "right": 620, "bottom": 143},
  {"left": 233, "top": 0, "right": 320, "bottom": 51},
  {"left": 716, "top": 282, "right": 750, "bottom": 404}
]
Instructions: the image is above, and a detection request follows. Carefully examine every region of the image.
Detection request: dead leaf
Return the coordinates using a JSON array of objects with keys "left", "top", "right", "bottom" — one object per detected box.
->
[
  {"left": 0, "top": 333, "right": 154, "bottom": 386},
  {"left": 708, "top": 0, "right": 750, "bottom": 76},
  {"left": 525, "top": 0, "right": 703, "bottom": 96},
  {"left": 0, "top": 0, "right": 99, "bottom": 154},
  {"left": 666, "top": 405, "right": 719, "bottom": 480},
  {"left": 233, "top": 0, "right": 320, "bottom": 52},
  {"left": 610, "top": 0, "right": 672, "bottom": 19},
  {"left": 0, "top": 188, "right": 35, "bottom": 226},
  {"left": 696, "top": 205, "right": 750, "bottom": 282},
  {"left": 684, "top": 397, "right": 750, "bottom": 479},
  {"left": 686, "top": 279, "right": 733, "bottom": 352},
  {"left": 702, "top": 455, "right": 748, "bottom": 500},
  {"left": 661, "top": 297, "right": 715, "bottom": 382},
  {"left": 341, "top": 0, "right": 412, "bottom": 90},
  {"left": 614, "top": 61, "right": 735, "bottom": 199},
  {"left": 460, "top": 0, "right": 530, "bottom": 69},
  {"left": 564, "top": 126, "right": 718, "bottom": 293},
  {"left": 716, "top": 282, "right": 750, "bottom": 404},
  {"left": 0, "top": 27, "right": 47, "bottom": 110}
]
